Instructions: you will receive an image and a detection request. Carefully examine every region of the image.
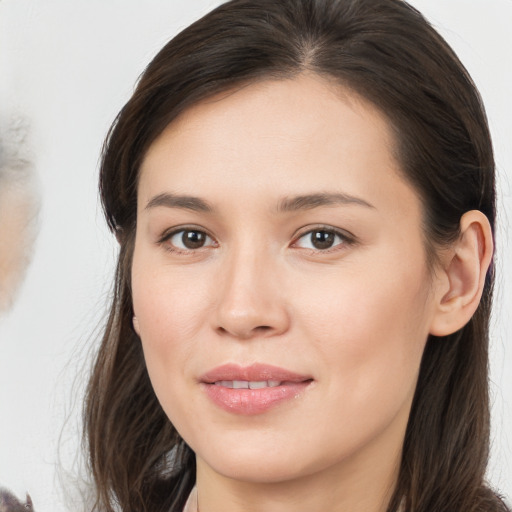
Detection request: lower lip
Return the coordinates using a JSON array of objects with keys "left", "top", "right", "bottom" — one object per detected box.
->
[{"left": 202, "top": 382, "right": 312, "bottom": 415}]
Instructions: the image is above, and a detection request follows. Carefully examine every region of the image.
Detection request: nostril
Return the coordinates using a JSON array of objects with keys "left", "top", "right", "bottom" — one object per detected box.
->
[
  {"left": 216, "top": 324, "right": 274, "bottom": 339},
  {"left": 255, "top": 325, "right": 272, "bottom": 333}
]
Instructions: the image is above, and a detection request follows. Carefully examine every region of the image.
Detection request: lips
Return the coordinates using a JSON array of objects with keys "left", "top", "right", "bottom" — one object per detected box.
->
[
  {"left": 215, "top": 380, "right": 282, "bottom": 389},
  {"left": 200, "top": 363, "right": 313, "bottom": 415}
]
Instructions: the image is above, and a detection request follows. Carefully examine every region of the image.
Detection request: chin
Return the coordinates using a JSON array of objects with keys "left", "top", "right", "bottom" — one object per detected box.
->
[
  {"left": 207, "top": 454, "right": 310, "bottom": 484},
  {"left": 193, "top": 431, "right": 328, "bottom": 485}
]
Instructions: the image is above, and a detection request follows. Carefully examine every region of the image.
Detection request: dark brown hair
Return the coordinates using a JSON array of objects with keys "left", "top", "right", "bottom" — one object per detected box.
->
[{"left": 85, "top": 1, "right": 509, "bottom": 511}]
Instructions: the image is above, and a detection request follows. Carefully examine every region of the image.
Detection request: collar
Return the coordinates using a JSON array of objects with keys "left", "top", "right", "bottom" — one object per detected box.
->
[{"left": 183, "top": 486, "right": 198, "bottom": 512}]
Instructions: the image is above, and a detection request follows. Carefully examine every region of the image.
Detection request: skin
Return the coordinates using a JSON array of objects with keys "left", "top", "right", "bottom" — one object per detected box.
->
[{"left": 131, "top": 75, "right": 491, "bottom": 512}]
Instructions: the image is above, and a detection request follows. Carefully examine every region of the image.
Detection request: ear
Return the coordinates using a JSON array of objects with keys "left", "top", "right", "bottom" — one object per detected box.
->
[
  {"left": 133, "top": 315, "right": 141, "bottom": 336},
  {"left": 429, "top": 210, "right": 493, "bottom": 336}
]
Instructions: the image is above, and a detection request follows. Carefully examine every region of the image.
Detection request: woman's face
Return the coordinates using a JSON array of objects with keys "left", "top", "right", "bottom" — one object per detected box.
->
[{"left": 132, "top": 75, "right": 443, "bottom": 485}]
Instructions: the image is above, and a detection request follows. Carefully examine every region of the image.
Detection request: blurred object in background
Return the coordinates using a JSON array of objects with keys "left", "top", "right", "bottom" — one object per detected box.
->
[
  {"left": 0, "top": 487, "right": 34, "bottom": 512},
  {"left": 0, "top": 113, "right": 40, "bottom": 314}
]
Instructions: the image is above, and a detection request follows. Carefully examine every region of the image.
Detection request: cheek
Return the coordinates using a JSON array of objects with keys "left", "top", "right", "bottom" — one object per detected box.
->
[
  {"left": 132, "top": 243, "right": 212, "bottom": 339},
  {"left": 131, "top": 246, "right": 221, "bottom": 420},
  {"left": 295, "top": 253, "right": 433, "bottom": 404},
  {"left": 283, "top": 263, "right": 433, "bottom": 466}
]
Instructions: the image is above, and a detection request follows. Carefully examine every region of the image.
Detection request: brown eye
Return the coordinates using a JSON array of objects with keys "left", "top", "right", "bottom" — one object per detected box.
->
[
  {"left": 182, "top": 230, "right": 207, "bottom": 249},
  {"left": 310, "top": 230, "right": 335, "bottom": 249},
  {"left": 168, "top": 229, "right": 215, "bottom": 250},
  {"left": 295, "top": 228, "right": 350, "bottom": 251}
]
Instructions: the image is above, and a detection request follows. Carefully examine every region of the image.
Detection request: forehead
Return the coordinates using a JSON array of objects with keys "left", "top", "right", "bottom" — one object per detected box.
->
[{"left": 138, "top": 74, "right": 418, "bottom": 220}]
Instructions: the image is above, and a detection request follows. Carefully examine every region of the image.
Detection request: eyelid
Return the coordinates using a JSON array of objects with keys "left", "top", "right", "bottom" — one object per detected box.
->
[
  {"left": 156, "top": 224, "right": 356, "bottom": 254},
  {"left": 291, "top": 225, "right": 357, "bottom": 251},
  {"left": 158, "top": 225, "right": 218, "bottom": 252}
]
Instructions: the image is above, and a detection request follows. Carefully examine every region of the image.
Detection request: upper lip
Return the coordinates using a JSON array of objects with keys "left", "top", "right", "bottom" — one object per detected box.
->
[{"left": 200, "top": 363, "right": 312, "bottom": 384}]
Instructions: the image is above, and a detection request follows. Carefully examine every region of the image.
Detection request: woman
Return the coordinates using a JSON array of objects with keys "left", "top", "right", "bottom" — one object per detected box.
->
[{"left": 84, "top": 0, "right": 510, "bottom": 511}]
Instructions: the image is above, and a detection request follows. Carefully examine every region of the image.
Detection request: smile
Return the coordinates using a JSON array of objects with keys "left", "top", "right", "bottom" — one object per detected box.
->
[{"left": 200, "top": 363, "right": 313, "bottom": 415}]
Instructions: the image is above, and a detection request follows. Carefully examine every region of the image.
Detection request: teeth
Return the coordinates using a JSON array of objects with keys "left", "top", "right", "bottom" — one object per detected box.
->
[
  {"left": 248, "top": 381, "right": 267, "bottom": 389},
  {"left": 214, "top": 380, "right": 282, "bottom": 388},
  {"left": 216, "top": 380, "right": 234, "bottom": 388}
]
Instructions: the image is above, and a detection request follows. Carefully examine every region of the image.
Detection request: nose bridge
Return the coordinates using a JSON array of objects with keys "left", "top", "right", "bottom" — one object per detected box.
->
[{"left": 214, "top": 237, "right": 288, "bottom": 339}]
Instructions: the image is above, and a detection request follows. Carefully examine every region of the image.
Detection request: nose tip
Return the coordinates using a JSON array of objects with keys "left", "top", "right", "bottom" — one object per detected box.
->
[
  {"left": 215, "top": 298, "right": 290, "bottom": 340},
  {"left": 213, "top": 256, "right": 290, "bottom": 340}
]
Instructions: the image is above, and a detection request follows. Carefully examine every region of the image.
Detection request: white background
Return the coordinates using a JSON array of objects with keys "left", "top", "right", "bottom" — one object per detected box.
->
[{"left": 0, "top": 1, "right": 510, "bottom": 511}]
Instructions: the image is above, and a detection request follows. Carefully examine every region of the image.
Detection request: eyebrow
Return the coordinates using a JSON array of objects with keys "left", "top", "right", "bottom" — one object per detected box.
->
[
  {"left": 144, "top": 191, "right": 375, "bottom": 214},
  {"left": 145, "top": 193, "right": 213, "bottom": 212},
  {"left": 277, "top": 193, "right": 375, "bottom": 212}
]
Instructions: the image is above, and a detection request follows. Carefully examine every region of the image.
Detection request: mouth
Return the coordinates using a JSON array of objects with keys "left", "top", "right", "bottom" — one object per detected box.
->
[
  {"left": 200, "top": 363, "right": 313, "bottom": 415},
  {"left": 213, "top": 380, "right": 283, "bottom": 389}
]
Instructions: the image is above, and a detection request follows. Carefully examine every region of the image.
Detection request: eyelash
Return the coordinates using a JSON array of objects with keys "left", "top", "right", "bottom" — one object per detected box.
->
[
  {"left": 292, "top": 226, "right": 356, "bottom": 253},
  {"left": 157, "top": 225, "right": 356, "bottom": 255},
  {"left": 158, "top": 226, "right": 217, "bottom": 254}
]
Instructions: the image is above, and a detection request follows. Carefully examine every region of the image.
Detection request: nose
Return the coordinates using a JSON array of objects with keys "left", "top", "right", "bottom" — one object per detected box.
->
[{"left": 213, "top": 247, "right": 290, "bottom": 340}]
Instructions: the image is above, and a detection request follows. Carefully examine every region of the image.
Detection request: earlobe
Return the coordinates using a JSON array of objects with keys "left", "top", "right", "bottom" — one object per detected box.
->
[{"left": 429, "top": 210, "right": 493, "bottom": 336}]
